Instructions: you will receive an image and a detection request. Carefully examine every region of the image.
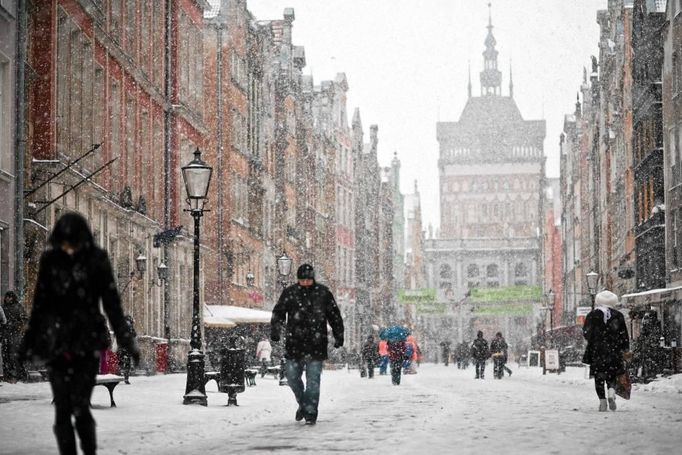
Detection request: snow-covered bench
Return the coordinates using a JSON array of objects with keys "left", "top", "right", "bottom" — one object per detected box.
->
[{"left": 94, "top": 374, "right": 125, "bottom": 407}]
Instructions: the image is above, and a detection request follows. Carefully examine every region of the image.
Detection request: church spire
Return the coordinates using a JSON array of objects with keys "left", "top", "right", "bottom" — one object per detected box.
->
[
  {"left": 480, "top": 2, "right": 502, "bottom": 96},
  {"left": 509, "top": 59, "right": 513, "bottom": 98}
]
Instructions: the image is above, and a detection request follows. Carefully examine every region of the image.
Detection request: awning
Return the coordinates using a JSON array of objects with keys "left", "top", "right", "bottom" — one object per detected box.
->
[
  {"left": 203, "top": 305, "right": 272, "bottom": 328},
  {"left": 621, "top": 286, "right": 682, "bottom": 307}
]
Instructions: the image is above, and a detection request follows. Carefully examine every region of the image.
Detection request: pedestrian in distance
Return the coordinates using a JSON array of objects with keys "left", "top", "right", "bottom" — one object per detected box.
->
[
  {"left": 19, "top": 212, "right": 139, "bottom": 455},
  {"left": 256, "top": 336, "right": 273, "bottom": 378},
  {"left": 582, "top": 290, "right": 630, "bottom": 412},
  {"left": 378, "top": 339, "right": 389, "bottom": 375},
  {"left": 117, "top": 315, "right": 137, "bottom": 384},
  {"left": 490, "top": 332, "right": 509, "bottom": 379},
  {"left": 456, "top": 341, "right": 470, "bottom": 369},
  {"left": 387, "top": 339, "right": 407, "bottom": 385},
  {"left": 1, "top": 290, "right": 28, "bottom": 383},
  {"left": 440, "top": 340, "right": 451, "bottom": 366},
  {"left": 403, "top": 335, "right": 419, "bottom": 374},
  {"left": 361, "top": 335, "right": 378, "bottom": 379},
  {"left": 271, "top": 263, "right": 344, "bottom": 425},
  {"left": 471, "top": 331, "right": 490, "bottom": 379}
]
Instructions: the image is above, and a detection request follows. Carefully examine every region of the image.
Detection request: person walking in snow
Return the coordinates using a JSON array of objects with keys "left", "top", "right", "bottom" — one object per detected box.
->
[
  {"left": 388, "top": 339, "right": 407, "bottom": 385},
  {"left": 490, "top": 332, "right": 508, "bottom": 379},
  {"left": 378, "top": 339, "right": 389, "bottom": 375},
  {"left": 256, "top": 337, "right": 273, "bottom": 378},
  {"left": 582, "top": 290, "right": 630, "bottom": 412},
  {"left": 1, "top": 290, "right": 28, "bottom": 382},
  {"left": 19, "top": 212, "right": 139, "bottom": 455},
  {"left": 361, "top": 335, "right": 378, "bottom": 379},
  {"left": 471, "top": 331, "right": 490, "bottom": 379},
  {"left": 117, "top": 315, "right": 137, "bottom": 384},
  {"left": 271, "top": 263, "right": 344, "bottom": 425},
  {"left": 440, "top": 340, "right": 451, "bottom": 366}
]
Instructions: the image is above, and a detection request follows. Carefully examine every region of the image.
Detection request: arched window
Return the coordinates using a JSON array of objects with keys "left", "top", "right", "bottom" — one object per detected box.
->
[
  {"left": 515, "top": 263, "right": 527, "bottom": 277},
  {"left": 487, "top": 264, "right": 498, "bottom": 278},
  {"left": 467, "top": 264, "right": 479, "bottom": 278},
  {"left": 440, "top": 264, "right": 453, "bottom": 280}
]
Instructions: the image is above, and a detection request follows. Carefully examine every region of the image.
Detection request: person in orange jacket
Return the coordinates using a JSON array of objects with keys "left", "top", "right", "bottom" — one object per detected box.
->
[
  {"left": 378, "top": 339, "right": 389, "bottom": 375},
  {"left": 404, "top": 335, "right": 419, "bottom": 374}
]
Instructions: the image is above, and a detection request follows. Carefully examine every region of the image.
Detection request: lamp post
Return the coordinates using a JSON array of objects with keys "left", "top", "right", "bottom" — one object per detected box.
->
[
  {"left": 547, "top": 289, "right": 555, "bottom": 332},
  {"left": 586, "top": 271, "right": 599, "bottom": 310},
  {"left": 276, "top": 252, "right": 292, "bottom": 289},
  {"left": 152, "top": 261, "right": 168, "bottom": 287},
  {"left": 120, "top": 253, "right": 147, "bottom": 294},
  {"left": 181, "top": 148, "right": 212, "bottom": 406},
  {"left": 276, "top": 252, "right": 292, "bottom": 386}
]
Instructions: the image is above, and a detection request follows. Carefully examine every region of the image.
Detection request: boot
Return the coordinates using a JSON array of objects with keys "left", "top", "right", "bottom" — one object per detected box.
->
[
  {"left": 54, "top": 423, "right": 77, "bottom": 455},
  {"left": 75, "top": 415, "right": 97, "bottom": 455},
  {"left": 599, "top": 399, "right": 608, "bottom": 412},
  {"left": 607, "top": 388, "right": 617, "bottom": 411}
]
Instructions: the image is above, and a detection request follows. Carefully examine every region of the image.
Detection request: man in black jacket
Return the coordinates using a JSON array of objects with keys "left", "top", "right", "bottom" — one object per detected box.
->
[
  {"left": 271, "top": 264, "right": 344, "bottom": 425},
  {"left": 471, "top": 331, "right": 490, "bottom": 379}
]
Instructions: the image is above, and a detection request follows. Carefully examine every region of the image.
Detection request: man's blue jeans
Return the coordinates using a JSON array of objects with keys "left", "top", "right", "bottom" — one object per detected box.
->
[{"left": 285, "top": 357, "right": 323, "bottom": 419}]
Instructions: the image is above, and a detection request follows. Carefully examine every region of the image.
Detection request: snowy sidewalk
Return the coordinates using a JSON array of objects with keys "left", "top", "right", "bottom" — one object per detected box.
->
[{"left": 1, "top": 364, "right": 681, "bottom": 454}]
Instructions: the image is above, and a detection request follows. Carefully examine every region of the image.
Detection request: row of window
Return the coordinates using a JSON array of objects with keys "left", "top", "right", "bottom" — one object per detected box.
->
[
  {"left": 439, "top": 262, "right": 529, "bottom": 279},
  {"left": 442, "top": 177, "right": 539, "bottom": 193}
]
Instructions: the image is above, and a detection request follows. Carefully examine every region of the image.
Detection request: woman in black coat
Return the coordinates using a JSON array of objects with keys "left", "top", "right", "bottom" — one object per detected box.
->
[
  {"left": 582, "top": 290, "right": 630, "bottom": 412},
  {"left": 21, "top": 212, "right": 139, "bottom": 454}
]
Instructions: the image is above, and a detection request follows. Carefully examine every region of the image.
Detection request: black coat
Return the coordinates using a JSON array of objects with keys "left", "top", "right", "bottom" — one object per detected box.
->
[
  {"left": 582, "top": 307, "right": 629, "bottom": 376},
  {"left": 361, "top": 340, "right": 378, "bottom": 362},
  {"left": 490, "top": 337, "right": 508, "bottom": 362},
  {"left": 22, "top": 247, "right": 136, "bottom": 362},
  {"left": 471, "top": 337, "right": 490, "bottom": 361},
  {"left": 271, "top": 282, "right": 344, "bottom": 361}
]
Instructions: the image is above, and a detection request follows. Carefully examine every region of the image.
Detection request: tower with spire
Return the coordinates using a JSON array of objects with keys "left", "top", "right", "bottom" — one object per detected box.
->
[
  {"left": 480, "top": 3, "right": 502, "bottom": 96},
  {"left": 428, "top": 3, "right": 547, "bottom": 345}
]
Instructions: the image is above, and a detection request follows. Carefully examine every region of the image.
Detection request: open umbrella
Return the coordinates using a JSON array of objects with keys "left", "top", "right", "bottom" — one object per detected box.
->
[{"left": 379, "top": 325, "right": 410, "bottom": 342}]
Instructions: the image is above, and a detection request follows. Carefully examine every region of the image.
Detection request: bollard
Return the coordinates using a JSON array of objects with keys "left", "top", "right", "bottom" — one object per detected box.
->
[{"left": 219, "top": 338, "right": 245, "bottom": 406}]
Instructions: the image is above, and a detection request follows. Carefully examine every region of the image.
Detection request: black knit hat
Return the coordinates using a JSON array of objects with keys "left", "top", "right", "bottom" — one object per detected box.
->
[{"left": 297, "top": 263, "right": 315, "bottom": 280}]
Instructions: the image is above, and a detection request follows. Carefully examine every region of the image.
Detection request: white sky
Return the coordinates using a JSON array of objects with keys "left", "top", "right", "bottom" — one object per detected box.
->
[{"left": 246, "top": 0, "right": 605, "bottom": 229}]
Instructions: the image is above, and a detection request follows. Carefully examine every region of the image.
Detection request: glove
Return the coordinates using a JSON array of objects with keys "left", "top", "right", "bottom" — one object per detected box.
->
[
  {"left": 271, "top": 334, "right": 280, "bottom": 343},
  {"left": 623, "top": 351, "right": 633, "bottom": 362},
  {"left": 333, "top": 338, "right": 344, "bottom": 349}
]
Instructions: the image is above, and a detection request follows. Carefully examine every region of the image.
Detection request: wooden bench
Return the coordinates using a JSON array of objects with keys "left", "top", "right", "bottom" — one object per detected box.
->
[{"left": 94, "top": 374, "right": 124, "bottom": 408}]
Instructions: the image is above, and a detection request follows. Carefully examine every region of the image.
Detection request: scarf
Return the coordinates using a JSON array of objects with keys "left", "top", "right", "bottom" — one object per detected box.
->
[{"left": 595, "top": 305, "right": 612, "bottom": 325}]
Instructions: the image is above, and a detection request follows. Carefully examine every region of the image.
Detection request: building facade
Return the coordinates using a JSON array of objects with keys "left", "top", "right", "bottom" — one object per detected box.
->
[
  {"left": 0, "top": 0, "right": 17, "bottom": 297},
  {"left": 426, "top": 12, "right": 546, "bottom": 349},
  {"left": 22, "top": 0, "right": 210, "bottom": 370}
]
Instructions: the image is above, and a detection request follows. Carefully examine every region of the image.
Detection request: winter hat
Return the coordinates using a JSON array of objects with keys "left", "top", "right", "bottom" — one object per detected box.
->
[
  {"left": 595, "top": 290, "right": 618, "bottom": 307},
  {"left": 297, "top": 263, "right": 315, "bottom": 280}
]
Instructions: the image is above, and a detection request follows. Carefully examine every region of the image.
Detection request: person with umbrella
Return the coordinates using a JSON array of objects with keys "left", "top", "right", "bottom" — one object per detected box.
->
[{"left": 379, "top": 325, "right": 410, "bottom": 385}]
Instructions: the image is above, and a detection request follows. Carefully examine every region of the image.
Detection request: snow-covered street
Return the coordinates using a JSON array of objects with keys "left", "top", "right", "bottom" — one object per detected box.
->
[{"left": 1, "top": 364, "right": 681, "bottom": 454}]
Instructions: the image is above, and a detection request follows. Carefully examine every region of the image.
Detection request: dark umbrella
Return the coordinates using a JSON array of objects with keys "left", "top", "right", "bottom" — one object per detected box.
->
[{"left": 379, "top": 325, "right": 410, "bottom": 342}]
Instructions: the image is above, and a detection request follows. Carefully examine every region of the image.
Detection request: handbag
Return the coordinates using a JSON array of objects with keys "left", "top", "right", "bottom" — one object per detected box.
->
[{"left": 615, "top": 369, "right": 631, "bottom": 400}]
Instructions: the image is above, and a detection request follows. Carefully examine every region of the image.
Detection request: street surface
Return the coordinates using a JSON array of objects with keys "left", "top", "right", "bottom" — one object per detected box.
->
[{"left": 1, "top": 364, "right": 681, "bottom": 454}]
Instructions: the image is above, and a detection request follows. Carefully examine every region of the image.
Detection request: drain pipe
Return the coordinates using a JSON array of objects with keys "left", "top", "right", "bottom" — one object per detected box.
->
[
  {"left": 14, "top": 0, "right": 27, "bottom": 300},
  {"left": 216, "top": 23, "right": 225, "bottom": 305}
]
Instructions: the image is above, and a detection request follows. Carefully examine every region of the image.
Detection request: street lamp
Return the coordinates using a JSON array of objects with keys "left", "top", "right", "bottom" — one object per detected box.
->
[
  {"left": 246, "top": 272, "right": 255, "bottom": 288},
  {"left": 586, "top": 271, "right": 599, "bottom": 310},
  {"left": 275, "top": 252, "right": 292, "bottom": 386},
  {"left": 276, "top": 252, "right": 292, "bottom": 289},
  {"left": 151, "top": 261, "right": 168, "bottom": 287},
  {"left": 181, "top": 148, "right": 212, "bottom": 406},
  {"left": 545, "top": 289, "right": 555, "bottom": 332},
  {"left": 121, "top": 252, "right": 147, "bottom": 293}
]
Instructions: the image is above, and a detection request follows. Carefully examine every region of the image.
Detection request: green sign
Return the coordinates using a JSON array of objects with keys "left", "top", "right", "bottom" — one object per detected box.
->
[
  {"left": 469, "top": 285, "right": 542, "bottom": 303},
  {"left": 416, "top": 302, "right": 447, "bottom": 314},
  {"left": 472, "top": 303, "right": 534, "bottom": 316},
  {"left": 398, "top": 288, "right": 436, "bottom": 304}
]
